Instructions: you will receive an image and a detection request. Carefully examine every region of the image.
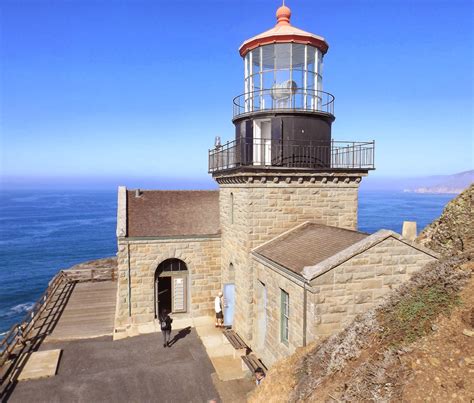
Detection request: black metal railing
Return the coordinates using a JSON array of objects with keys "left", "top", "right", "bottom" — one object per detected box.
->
[
  {"left": 233, "top": 89, "right": 335, "bottom": 118},
  {"left": 208, "top": 139, "right": 375, "bottom": 173}
]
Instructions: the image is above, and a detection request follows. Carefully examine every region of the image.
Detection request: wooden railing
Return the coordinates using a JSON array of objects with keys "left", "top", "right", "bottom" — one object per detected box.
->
[
  {"left": 63, "top": 266, "right": 116, "bottom": 282},
  {"left": 0, "top": 265, "right": 117, "bottom": 394},
  {"left": 0, "top": 271, "right": 68, "bottom": 368}
]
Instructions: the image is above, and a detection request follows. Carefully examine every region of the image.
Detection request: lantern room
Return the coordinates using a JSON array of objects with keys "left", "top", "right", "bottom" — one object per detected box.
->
[
  {"left": 236, "top": 5, "right": 332, "bottom": 116},
  {"left": 240, "top": 43, "right": 325, "bottom": 114},
  {"left": 208, "top": 4, "right": 375, "bottom": 175}
]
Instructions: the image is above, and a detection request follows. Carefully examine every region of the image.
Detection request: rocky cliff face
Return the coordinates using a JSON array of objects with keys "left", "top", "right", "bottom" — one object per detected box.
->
[{"left": 417, "top": 184, "right": 473, "bottom": 256}]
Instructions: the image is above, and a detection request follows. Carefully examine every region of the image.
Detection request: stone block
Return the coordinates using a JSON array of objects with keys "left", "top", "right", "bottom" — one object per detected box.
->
[
  {"left": 383, "top": 276, "right": 401, "bottom": 286},
  {"left": 375, "top": 266, "right": 392, "bottom": 276},
  {"left": 353, "top": 270, "right": 375, "bottom": 280},
  {"left": 313, "top": 271, "right": 334, "bottom": 286},
  {"left": 321, "top": 313, "right": 344, "bottom": 324},
  {"left": 369, "top": 256, "right": 383, "bottom": 264},
  {"left": 335, "top": 273, "right": 353, "bottom": 283},
  {"left": 354, "top": 291, "right": 372, "bottom": 304},
  {"left": 393, "top": 265, "right": 407, "bottom": 274},
  {"left": 360, "top": 279, "right": 383, "bottom": 289},
  {"left": 328, "top": 305, "right": 348, "bottom": 314}
]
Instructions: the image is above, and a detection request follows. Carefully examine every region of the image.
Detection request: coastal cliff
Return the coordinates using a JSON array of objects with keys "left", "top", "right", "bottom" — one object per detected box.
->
[
  {"left": 403, "top": 170, "right": 473, "bottom": 194},
  {"left": 417, "top": 184, "right": 473, "bottom": 256}
]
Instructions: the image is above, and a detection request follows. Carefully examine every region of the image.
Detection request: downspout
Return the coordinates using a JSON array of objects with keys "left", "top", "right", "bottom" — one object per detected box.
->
[
  {"left": 303, "top": 282, "right": 307, "bottom": 347},
  {"left": 127, "top": 243, "right": 131, "bottom": 318}
]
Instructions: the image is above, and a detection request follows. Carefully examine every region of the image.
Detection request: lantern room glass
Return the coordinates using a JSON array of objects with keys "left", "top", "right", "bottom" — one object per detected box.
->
[{"left": 243, "top": 43, "right": 323, "bottom": 113}]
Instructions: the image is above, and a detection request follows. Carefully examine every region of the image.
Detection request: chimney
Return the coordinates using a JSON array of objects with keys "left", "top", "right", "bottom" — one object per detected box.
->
[
  {"left": 402, "top": 221, "right": 417, "bottom": 241},
  {"left": 135, "top": 189, "right": 141, "bottom": 198}
]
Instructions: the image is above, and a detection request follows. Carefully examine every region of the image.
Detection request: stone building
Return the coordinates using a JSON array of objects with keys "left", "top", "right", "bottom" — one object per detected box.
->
[
  {"left": 114, "top": 5, "right": 438, "bottom": 366},
  {"left": 115, "top": 189, "right": 221, "bottom": 327}
]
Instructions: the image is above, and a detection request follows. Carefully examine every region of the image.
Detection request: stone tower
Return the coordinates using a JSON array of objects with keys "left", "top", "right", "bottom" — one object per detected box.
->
[{"left": 208, "top": 5, "right": 375, "bottom": 343}]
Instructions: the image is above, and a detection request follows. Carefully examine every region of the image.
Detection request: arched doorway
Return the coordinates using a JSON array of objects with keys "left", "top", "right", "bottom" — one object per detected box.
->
[{"left": 155, "top": 258, "right": 188, "bottom": 318}]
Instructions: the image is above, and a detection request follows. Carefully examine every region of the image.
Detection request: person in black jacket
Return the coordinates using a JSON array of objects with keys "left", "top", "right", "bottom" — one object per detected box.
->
[{"left": 159, "top": 308, "right": 173, "bottom": 347}]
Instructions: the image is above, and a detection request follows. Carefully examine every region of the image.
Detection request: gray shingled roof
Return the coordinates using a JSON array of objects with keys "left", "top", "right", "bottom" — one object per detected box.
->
[
  {"left": 126, "top": 190, "right": 220, "bottom": 237},
  {"left": 253, "top": 222, "right": 369, "bottom": 275}
]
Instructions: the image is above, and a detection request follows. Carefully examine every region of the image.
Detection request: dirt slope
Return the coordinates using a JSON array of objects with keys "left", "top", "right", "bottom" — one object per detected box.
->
[{"left": 401, "top": 271, "right": 474, "bottom": 401}]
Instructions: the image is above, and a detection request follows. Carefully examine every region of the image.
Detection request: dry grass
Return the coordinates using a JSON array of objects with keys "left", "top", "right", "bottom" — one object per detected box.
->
[{"left": 248, "top": 343, "right": 317, "bottom": 403}]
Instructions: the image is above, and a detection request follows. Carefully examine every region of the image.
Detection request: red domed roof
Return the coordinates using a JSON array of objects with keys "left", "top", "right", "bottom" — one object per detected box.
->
[{"left": 239, "top": 4, "right": 328, "bottom": 57}]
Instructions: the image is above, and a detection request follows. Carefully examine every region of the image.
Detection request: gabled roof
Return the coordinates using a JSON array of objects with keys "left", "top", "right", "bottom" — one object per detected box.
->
[
  {"left": 252, "top": 223, "right": 440, "bottom": 281},
  {"left": 301, "top": 230, "right": 440, "bottom": 281},
  {"left": 252, "top": 222, "right": 369, "bottom": 275},
  {"left": 124, "top": 189, "right": 220, "bottom": 238}
]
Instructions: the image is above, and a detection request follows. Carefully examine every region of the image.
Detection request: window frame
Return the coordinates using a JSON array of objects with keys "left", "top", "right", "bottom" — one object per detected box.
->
[{"left": 280, "top": 289, "right": 290, "bottom": 344}]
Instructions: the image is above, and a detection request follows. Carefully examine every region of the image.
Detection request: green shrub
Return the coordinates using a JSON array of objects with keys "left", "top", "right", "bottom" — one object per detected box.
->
[{"left": 380, "top": 284, "right": 461, "bottom": 345}]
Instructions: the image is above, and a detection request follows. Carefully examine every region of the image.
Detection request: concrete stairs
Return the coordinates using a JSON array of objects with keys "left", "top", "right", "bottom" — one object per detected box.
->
[{"left": 194, "top": 317, "right": 250, "bottom": 381}]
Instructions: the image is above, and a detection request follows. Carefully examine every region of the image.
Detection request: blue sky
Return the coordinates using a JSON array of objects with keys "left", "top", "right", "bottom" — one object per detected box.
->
[{"left": 0, "top": 0, "right": 472, "bottom": 189}]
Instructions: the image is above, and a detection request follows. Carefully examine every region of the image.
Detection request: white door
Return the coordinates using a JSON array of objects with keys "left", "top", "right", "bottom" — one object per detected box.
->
[
  {"left": 261, "top": 121, "right": 271, "bottom": 165},
  {"left": 223, "top": 283, "right": 235, "bottom": 327},
  {"left": 253, "top": 120, "right": 271, "bottom": 166}
]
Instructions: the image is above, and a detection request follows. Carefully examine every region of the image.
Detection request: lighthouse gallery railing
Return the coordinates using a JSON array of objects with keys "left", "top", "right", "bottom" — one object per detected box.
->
[
  {"left": 233, "top": 89, "right": 335, "bottom": 118},
  {"left": 208, "top": 139, "right": 375, "bottom": 173}
]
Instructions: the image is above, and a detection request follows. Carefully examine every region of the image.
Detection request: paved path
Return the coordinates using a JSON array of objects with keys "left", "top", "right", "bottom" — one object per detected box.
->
[
  {"left": 47, "top": 281, "right": 116, "bottom": 341},
  {"left": 8, "top": 330, "right": 220, "bottom": 403}
]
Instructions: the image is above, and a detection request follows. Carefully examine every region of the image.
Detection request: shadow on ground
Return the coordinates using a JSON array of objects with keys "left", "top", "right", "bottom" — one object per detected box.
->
[{"left": 7, "top": 330, "right": 220, "bottom": 403}]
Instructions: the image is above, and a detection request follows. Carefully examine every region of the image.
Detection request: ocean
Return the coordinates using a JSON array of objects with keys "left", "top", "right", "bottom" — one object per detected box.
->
[{"left": 0, "top": 189, "right": 455, "bottom": 335}]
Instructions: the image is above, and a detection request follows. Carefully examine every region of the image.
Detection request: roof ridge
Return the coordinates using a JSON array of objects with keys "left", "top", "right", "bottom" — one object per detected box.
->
[
  {"left": 307, "top": 222, "right": 369, "bottom": 236},
  {"left": 252, "top": 221, "right": 312, "bottom": 253},
  {"left": 301, "top": 230, "right": 439, "bottom": 281}
]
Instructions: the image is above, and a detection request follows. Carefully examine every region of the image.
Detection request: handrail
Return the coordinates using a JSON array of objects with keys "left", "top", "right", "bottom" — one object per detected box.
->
[{"left": 233, "top": 89, "right": 335, "bottom": 118}]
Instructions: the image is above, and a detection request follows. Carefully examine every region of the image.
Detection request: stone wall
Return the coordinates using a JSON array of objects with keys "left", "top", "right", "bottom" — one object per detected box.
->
[
  {"left": 218, "top": 173, "right": 362, "bottom": 344},
  {"left": 115, "top": 236, "right": 221, "bottom": 328},
  {"left": 252, "top": 260, "right": 305, "bottom": 367},
  {"left": 247, "top": 235, "right": 437, "bottom": 368},
  {"left": 306, "top": 237, "right": 437, "bottom": 341}
]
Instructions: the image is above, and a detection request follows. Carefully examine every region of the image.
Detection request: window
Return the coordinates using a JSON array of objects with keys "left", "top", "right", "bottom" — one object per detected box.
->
[
  {"left": 280, "top": 289, "right": 289, "bottom": 344},
  {"left": 157, "top": 258, "right": 187, "bottom": 272}
]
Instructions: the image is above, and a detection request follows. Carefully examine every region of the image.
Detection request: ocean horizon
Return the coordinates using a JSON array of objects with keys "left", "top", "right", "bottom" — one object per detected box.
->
[{"left": 0, "top": 188, "right": 455, "bottom": 334}]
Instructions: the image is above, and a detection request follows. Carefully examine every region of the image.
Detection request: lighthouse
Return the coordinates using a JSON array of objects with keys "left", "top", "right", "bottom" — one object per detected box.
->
[
  {"left": 209, "top": 5, "right": 375, "bottom": 343},
  {"left": 233, "top": 3, "right": 333, "bottom": 169}
]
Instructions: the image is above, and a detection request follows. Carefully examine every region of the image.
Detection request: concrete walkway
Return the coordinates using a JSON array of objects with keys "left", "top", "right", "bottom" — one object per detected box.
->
[
  {"left": 115, "top": 316, "right": 251, "bottom": 383},
  {"left": 193, "top": 318, "right": 249, "bottom": 382},
  {"left": 8, "top": 331, "right": 220, "bottom": 403}
]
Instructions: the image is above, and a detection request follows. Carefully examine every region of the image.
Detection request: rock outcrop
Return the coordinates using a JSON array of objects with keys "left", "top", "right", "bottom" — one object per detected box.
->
[
  {"left": 66, "top": 257, "right": 117, "bottom": 272},
  {"left": 416, "top": 184, "right": 473, "bottom": 256}
]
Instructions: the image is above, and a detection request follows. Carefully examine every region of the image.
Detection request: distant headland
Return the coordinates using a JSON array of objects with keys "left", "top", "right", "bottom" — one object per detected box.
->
[{"left": 402, "top": 170, "right": 473, "bottom": 194}]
